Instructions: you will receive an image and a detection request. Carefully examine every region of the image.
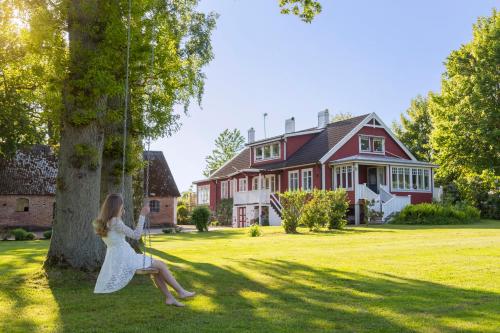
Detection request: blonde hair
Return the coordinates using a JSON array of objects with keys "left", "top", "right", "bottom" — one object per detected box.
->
[{"left": 94, "top": 193, "right": 123, "bottom": 237}]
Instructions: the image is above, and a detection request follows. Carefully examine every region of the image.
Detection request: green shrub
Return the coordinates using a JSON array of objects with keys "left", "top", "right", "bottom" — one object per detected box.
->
[
  {"left": 279, "top": 191, "right": 309, "bottom": 233},
  {"left": 389, "top": 203, "right": 480, "bottom": 225},
  {"left": 162, "top": 228, "right": 175, "bottom": 234},
  {"left": 300, "top": 190, "right": 328, "bottom": 231},
  {"left": 248, "top": 224, "right": 262, "bottom": 237},
  {"left": 176, "top": 204, "right": 190, "bottom": 224},
  {"left": 0, "top": 227, "right": 11, "bottom": 240},
  {"left": 43, "top": 230, "right": 52, "bottom": 239},
  {"left": 11, "top": 228, "right": 36, "bottom": 241},
  {"left": 191, "top": 206, "right": 211, "bottom": 232},
  {"left": 326, "top": 189, "right": 349, "bottom": 229},
  {"left": 455, "top": 170, "right": 499, "bottom": 219}
]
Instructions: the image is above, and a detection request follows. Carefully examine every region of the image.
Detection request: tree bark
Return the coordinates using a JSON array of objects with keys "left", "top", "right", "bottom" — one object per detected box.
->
[{"left": 45, "top": 0, "right": 108, "bottom": 270}]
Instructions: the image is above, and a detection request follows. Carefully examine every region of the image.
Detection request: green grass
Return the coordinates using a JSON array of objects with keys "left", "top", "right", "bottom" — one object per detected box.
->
[{"left": 1, "top": 221, "right": 500, "bottom": 333}]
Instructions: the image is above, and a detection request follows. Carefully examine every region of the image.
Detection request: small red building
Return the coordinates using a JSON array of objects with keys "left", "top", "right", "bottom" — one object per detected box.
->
[{"left": 194, "top": 111, "right": 440, "bottom": 226}]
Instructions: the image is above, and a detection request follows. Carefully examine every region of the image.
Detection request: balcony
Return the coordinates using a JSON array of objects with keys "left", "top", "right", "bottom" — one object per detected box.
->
[{"left": 233, "top": 189, "right": 271, "bottom": 205}]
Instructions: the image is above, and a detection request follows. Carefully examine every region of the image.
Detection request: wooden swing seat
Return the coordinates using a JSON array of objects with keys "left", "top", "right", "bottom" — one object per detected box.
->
[{"left": 136, "top": 267, "right": 159, "bottom": 275}]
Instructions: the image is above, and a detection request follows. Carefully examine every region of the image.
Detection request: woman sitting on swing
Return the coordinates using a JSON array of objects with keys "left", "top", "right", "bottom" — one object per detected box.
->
[{"left": 93, "top": 193, "right": 195, "bottom": 306}]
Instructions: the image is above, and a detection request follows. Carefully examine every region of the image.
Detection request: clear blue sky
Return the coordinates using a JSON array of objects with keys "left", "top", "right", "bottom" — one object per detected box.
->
[{"left": 151, "top": 0, "right": 497, "bottom": 192}]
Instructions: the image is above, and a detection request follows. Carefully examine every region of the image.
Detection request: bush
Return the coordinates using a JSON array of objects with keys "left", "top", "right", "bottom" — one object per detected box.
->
[
  {"left": 216, "top": 199, "right": 233, "bottom": 226},
  {"left": 389, "top": 203, "right": 480, "bottom": 225},
  {"left": 248, "top": 224, "right": 262, "bottom": 237},
  {"left": 11, "top": 228, "right": 36, "bottom": 241},
  {"left": 455, "top": 170, "right": 499, "bottom": 219},
  {"left": 191, "top": 206, "right": 211, "bottom": 232},
  {"left": 325, "top": 189, "right": 349, "bottom": 229},
  {"left": 176, "top": 204, "right": 190, "bottom": 224},
  {"left": 43, "top": 230, "right": 52, "bottom": 239},
  {"left": 162, "top": 228, "right": 176, "bottom": 234},
  {"left": 0, "top": 227, "right": 11, "bottom": 240},
  {"left": 300, "top": 190, "right": 328, "bottom": 231},
  {"left": 279, "top": 191, "right": 309, "bottom": 233}
]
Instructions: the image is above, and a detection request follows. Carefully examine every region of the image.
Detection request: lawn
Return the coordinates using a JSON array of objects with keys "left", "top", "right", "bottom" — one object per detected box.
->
[{"left": 1, "top": 221, "right": 500, "bottom": 333}]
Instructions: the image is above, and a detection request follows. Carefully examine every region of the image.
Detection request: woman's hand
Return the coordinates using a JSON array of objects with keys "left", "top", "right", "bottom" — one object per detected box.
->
[{"left": 140, "top": 203, "right": 150, "bottom": 216}]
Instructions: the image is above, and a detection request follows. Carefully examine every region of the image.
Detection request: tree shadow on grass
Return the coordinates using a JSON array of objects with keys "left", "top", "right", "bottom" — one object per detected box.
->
[{"left": 5, "top": 242, "right": 500, "bottom": 333}]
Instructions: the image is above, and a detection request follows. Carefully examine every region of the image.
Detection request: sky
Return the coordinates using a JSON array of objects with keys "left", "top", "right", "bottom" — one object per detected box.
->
[{"left": 151, "top": 0, "right": 498, "bottom": 192}]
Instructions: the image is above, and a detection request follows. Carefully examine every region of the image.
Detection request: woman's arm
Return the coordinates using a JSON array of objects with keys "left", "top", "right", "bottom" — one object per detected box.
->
[{"left": 112, "top": 215, "right": 146, "bottom": 240}]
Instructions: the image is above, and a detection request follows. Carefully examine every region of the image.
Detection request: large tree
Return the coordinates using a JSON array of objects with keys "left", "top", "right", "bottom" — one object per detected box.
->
[
  {"left": 429, "top": 10, "right": 499, "bottom": 181},
  {"left": 392, "top": 95, "right": 433, "bottom": 162},
  {"left": 203, "top": 129, "right": 245, "bottom": 177}
]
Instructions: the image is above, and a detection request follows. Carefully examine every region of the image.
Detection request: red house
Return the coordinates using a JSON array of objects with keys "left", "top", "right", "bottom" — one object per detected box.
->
[{"left": 194, "top": 111, "right": 440, "bottom": 226}]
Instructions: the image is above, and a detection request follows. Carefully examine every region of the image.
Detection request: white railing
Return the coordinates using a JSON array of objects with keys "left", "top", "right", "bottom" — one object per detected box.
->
[
  {"left": 433, "top": 186, "right": 443, "bottom": 202},
  {"left": 382, "top": 195, "right": 411, "bottom": 220},
  {"left": 379, "top": 186, "right": 393, "bottom": 203},
  {"left": 356, "top": 183, "right": 379, "bottom": 202},
  {"left": 233, "top": 189, "right": 271, "bottom": 205}
]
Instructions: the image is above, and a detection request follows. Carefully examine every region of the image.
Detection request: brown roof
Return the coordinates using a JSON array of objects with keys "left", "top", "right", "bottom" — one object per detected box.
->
[
  {"left": 209, "top": 148, "right": 251, "bottom": 179},
  {"left": 260, "top": 114, "right": 369, "bottom": 170},
  {"left": 0, "top": 145, "right": 57, "bottom": 195},
  {"left": 143, "top": 151, "right": 180, "bottom": 197}
]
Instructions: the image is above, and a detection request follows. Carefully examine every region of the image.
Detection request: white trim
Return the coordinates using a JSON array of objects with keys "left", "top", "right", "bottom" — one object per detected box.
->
[
  {"left": 284, "top": 128, "right": 322, "bottom": 138},
  {"left": 390, "top": 166, "right": 432, "bottom": 193},
  {"left": 333, "top": 163, "right": 354, "bottom": 190},
  {"left": 301, "top": 168, "right": 313, "bottom": 191},
  {"left": 319, "top": 113, "right": 417, "bottom": 164},
  {"left": 266, "top": 162, "right": 317, "bottom": 171},
  {"left": 321, "top": 164, "right": 326, "bottom": 190},
  {"left": 253, "top": 142, "right": 281, "bottom": 162},
  {"left": 288, "top": 170, "right": 299, "bottom": 191},
  {"left": 330, "top": 160, "right": 436, "bottom": 168}
]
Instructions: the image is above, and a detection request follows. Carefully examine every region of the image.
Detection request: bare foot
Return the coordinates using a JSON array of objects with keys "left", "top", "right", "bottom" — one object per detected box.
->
[
  {"left": 166, "top": 298, "right": 185, "bottom": 307},
  {"left": 178, "top": 290, "right": 196, "bottom": 299}
]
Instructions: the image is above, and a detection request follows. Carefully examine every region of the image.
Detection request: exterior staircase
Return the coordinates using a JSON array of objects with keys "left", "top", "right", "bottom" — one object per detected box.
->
[
  {"left": 270, "top": 193, "right": 282, "bottom": 218},
  {"left": 357, "top": 184, "right": 411, "bottom": 223}
]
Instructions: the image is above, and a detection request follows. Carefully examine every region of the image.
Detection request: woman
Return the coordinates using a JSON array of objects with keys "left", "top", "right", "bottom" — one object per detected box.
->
[{"left": 93, "top": 193, "right": 195, "bottom": 306}]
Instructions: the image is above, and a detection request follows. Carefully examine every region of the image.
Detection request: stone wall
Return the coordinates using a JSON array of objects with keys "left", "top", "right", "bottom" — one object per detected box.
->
[{"left": 0, "top": 195, "right": 55, "bottom": 230}]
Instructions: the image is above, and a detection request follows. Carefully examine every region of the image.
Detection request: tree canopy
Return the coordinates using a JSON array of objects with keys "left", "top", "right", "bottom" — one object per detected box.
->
[{"left": 203, "top": 129, "right": 245, "bottom": 177}]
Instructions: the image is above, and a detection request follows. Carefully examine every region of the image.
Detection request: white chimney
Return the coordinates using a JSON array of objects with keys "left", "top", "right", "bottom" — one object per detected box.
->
[
  {"left": 285, "top": 117, "right": 295, "bottom": 134},
  {"left": 318, "top": 109, "right": 329, "bottom": 128},
  {"left": 248, "top": 127, "right": 255, "bottom": 143}
]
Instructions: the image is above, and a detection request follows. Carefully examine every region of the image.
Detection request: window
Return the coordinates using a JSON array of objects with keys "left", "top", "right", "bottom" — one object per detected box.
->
[
  {"left": 197, "top": 185, "right": 210, "bottom": 205},
  {"left": 335, "top": 165, "right": 353, "bottom": 189},
  {"left": 392, "top": 167, "right": 430, "bottom": 191},
  {"left": 360, "top": 137, "right": 370, "bottom": 152},
  {"left": 149, "top": 200, "right": 160, "bottom": 213},
  {"left": 373, "top": 138, "right": 384, "bottom": 153},
  {"left": 264, "top": 175, "right": 276, "bottom": 192},
  {"left": 252, "top": 177, "right": 260, "bottom": 190},
  {"left": 359, "top": 135, "right": 385, "bottom": 154},
  {"left": 288, "top": 171, "right": 299, "bottom": 191},
  {"left": 238, "top": 178, "right": 247, "bottom": 192},
  {"left": 16, "top": 198, "right": 29, "bottom": 212},
  {"left": 221, "top": 181, "right": 229, "bottom": 199},
  {"left": 254, "top": 142, "right": 280, "bottom": 162},
  {"left": 301, "top": 169, "right": 313, "bottom": 191}
]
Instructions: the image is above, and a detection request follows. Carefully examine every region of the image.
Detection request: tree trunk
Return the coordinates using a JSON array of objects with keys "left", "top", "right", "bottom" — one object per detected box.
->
[
  {"left": 46, "top": 121, "right": 106, "bottom": 270},
  {"left": 45, "top": 0, "right": 108, "bottom": 270}
]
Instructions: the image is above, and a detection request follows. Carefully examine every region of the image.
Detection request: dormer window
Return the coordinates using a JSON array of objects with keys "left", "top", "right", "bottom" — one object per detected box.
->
[
  {"left": 254, "top": 142, "right": 280, "bottom": 162},
  {"left": 359, "top": 135, "right": 385, "bottom": 154}
]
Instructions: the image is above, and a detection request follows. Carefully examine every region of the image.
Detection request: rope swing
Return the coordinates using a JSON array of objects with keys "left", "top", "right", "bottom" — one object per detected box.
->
[{"left": 121, "top": 0, "right": 159, "bottom": 276}]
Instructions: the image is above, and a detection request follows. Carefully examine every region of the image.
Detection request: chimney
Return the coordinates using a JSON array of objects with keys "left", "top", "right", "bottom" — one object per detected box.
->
[
  {"left": 285, "top": 117, "right": 295, "bottom": 134},
  {"left": 248, "top": 127, "right": 255, "bottom": 143},
  {"left": 318, "top": 109, "right": 329, "bottom": 128}
]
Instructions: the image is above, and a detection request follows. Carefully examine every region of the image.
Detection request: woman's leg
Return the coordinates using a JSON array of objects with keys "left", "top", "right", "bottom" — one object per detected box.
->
[
  {"left": 152, "top": 274, "right": 185, "bottom": 307},
  {"left": 152, "top": 259, "right": 195, "bottom": 298}
]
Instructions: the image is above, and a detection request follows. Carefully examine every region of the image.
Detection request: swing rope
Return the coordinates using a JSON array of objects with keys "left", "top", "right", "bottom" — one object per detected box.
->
[{"left": 121, "top": 0, "right": 158, "bottom": 275}]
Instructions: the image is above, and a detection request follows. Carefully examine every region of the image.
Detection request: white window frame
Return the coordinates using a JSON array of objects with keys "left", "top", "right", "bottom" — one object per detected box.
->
[
  {"left": 391, "top": 167, "right": 431, "bottom": 192},
  {"left": 359, "top": 135, "right": 385, "bottom": 154},
  {"left": 334, "top": 165, "right": 353, "bottom": 190},
  {"left": 253, "top": 142, "right": 281, "bottom": 162},
  {"left": 221, "top": 181, "right": 229, "bottom": 199},
  {"left": 252, "top": 177, "right": 260, "bottom": 190},
  {"left": 238, "top": 177, "right": 247, "bottom": 192},
  {"left": 263, "top": 174, "right": 276, "bottom": 192},
  {"left": 301, "top": 168, "right": 313, "bottom": 191},
  {"left": 197, "top": 185, "right": 210, "bottom": 205},
  {"left": 288, "top": 170, "right": 299, "bottom": 191}
]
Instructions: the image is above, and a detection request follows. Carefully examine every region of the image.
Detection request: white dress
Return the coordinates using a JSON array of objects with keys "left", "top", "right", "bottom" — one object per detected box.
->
[{"left": 94, "top": 215, "right": 153, "bottom": 293}]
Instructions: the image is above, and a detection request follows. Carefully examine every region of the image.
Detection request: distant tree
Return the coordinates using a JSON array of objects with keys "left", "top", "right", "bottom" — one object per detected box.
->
[
  {"left": 392, "top": 95, "right": 433, "bottom": 162},
  {"left": 279, "top": 0, "right": 322, "bottom": 23},
  {"left": 429, "top": 10, "right": 499, "bottom": 181},
  {"left": 331, "top": 112, "right": 354, "bottom": 122},
  {"left": 203, "top": 129, "right": 245, "bottom": 177}
]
